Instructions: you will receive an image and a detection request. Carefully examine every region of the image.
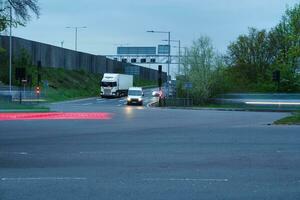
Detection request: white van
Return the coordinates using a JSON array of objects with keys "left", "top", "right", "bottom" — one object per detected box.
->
[{"left": 127, "top": 87, "right": 144, "bottom": 105}]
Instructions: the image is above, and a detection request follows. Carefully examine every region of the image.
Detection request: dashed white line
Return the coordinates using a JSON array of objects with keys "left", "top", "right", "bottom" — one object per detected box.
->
[
  {"left": 276, "top": 150, "right": 300, "bottom": 153},
  {"left": 143, "top": 178, "right": 229, "bottom": 182},
  {"left": 0, "top": 152, "right": 29, "bottom": 155},
  {"left": 1, "top": 177, "right": 87, "bottom": 181},
  {"left": 79, "top": 151, "right": 133, "bottom": 154},
  {"left": 82, "top": 103, "right": 92, "bottom": 106}
]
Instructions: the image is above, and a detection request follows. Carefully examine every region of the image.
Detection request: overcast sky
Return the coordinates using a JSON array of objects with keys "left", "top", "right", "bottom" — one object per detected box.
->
[{"left": 10, "top": 0, "right": 299, "bottom": 55}]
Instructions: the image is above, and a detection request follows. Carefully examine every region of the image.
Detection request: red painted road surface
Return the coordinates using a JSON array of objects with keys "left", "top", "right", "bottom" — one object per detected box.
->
[{"left": 0, "top": 112, "right": 112, "bottom": 121}]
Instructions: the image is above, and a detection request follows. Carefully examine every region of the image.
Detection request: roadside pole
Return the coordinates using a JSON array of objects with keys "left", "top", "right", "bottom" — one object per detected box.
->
[{"left": 158, "top": 65, "right": 162, "bottom": 107}]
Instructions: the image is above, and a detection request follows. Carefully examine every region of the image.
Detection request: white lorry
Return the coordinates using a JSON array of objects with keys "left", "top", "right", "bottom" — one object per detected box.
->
[{"left": 100, "top": 73, "right": 133, "bottom": 98}]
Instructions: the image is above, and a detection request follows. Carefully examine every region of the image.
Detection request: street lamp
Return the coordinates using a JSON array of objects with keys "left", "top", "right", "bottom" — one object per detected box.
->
[
  {"left": 9, "top": 5, "right": 12, "bottom": 93},
  {"left": 66, "top": 26, "right": 87, "bottom": 51},
  {"left": 147, "top": 30, "right": 171, "bottom": 96},
  {"left": 163, "top": 39, "right": 181, "bottom": 75}
]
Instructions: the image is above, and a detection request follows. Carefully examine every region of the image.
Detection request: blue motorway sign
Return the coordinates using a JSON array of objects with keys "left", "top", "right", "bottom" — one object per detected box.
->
[{"left": 184, "top": 82, "right": 193, "bottom": 89}]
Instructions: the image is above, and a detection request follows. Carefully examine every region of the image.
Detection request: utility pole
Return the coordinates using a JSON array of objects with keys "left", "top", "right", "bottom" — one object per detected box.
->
[
  {"left": 147, "top": 30, "right": 171, "bottom": 97},
  {"left": 178, "top": 40, "right": 181, "bottom": 75},
  {"left": 167, "top": 32, "right": 171, "bottom": 84},
  {"left": 163, "top": 39, "right": 181, "bottom": 75}
]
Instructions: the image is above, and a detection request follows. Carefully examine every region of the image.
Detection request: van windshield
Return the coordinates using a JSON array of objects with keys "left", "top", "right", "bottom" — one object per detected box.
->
[
  {"left": 128, "top": 90, "right": 142, "bottom": 96},
  {"left": 101, "top": 82, "right": 117, "bottom": 87}
]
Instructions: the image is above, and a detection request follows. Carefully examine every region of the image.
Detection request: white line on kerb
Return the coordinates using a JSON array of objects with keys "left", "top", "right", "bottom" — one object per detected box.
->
[
  {"left": 1, "top": 177, "right": 87, "bottom": 181},
  {"left": 143, "top": 178, "right": 229, "bottom": 182}
]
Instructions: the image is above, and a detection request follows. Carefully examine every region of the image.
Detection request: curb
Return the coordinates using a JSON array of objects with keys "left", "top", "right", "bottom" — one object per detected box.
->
[
  {"left": 0, "top": 109, "right": 50, "bottom": 113},
  {"left": 146, "top": 101, "right": 158, "bottom": 108},
  {"left": 146, "top": 105, "right": 294, "bottom": 113},
  {"left": 49, "top": 97, "right": 97, "bottom": 105}
]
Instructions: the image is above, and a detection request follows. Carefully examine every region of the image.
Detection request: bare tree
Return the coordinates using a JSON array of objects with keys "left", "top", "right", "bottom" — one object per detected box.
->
[
  {"left": 8, "top": 0, "right": 40, "bottom": 22},
  {"left": 0, "top": 0, "right": 39, "bottom": 30}
]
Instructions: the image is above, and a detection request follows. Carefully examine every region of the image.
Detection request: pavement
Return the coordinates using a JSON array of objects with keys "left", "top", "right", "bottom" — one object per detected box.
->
[{"left": 0, "top": 88, "right": 300, "bottom": 200}]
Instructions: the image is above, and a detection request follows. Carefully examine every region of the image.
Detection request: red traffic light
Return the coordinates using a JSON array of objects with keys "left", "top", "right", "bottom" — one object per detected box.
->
[{"left": 35, "top": 86, "right": 41, "bottom": 95}]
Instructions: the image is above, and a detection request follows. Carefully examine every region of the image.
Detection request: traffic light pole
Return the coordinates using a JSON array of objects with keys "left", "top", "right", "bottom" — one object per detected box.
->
[{"left": 158, "top": 65, "right": 162, "bottom": 107}]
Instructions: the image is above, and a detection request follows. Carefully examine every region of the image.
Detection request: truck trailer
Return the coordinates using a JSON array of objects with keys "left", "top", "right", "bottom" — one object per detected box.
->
[{"left": 100, "top": 73, "right": 133, "bottom": 98}]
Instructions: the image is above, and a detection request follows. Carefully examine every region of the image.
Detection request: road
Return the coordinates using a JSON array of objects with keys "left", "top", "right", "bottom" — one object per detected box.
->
[
  {"left": 50, "top": 88, "right": 159, "bottom": 111},
  {"left": 0, "top": 89, "right": 300, "bottom": 200}
]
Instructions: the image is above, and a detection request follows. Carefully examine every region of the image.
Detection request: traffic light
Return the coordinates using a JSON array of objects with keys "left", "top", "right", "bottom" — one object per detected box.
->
[
  {"left": 37, "top": 61, "right": 42, "bottom": 86},
  {"left": 272, "top": 70, "right": 280, "bottom": 82},
  {"left": 35, "top": 86, "right": 41, "bottom": 95},
  {"left": 272, "top": 70, "right": 281, "bottom": 92},
  {"left": 158, "top": 65, "right": 162, "bottom": 88}
]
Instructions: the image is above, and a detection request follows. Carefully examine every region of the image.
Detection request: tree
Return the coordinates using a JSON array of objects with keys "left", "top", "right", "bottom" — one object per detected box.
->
[
  {"left": 227, "top": 28, "right": 274, "bottom": 82},
  {"left": 180, "top": 36, "right": 224, "bottom": 104},
  {"left": 226, "top": 3, "right": 300, "bottom": 92},
  {"left": 270, "top": 3, "right": 300, "bottom": 66},
  {"left": 0, "top": 0, "right": 39, "bottom": 31}
]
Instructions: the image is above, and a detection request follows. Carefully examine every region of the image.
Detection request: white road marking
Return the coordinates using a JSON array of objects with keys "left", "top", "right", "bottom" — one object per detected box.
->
[
  {"left": 147, "top": 101, "right": 158, "bottom": 108},
  {"left": 0, "top": 177, "right": 87, "bottom": 181},
  {"left": 143, "top": 178, "right": 229, "bottom": 182},
  {"left": 79, "top": 151, "right": 133, "bottom": 154},
  {"left": 0, "top": 152, "right": 29, "bottom": 155},
  {"left": 276, "top": 150, "right": 300, "bottom": 153},
  {"left": 82, "top": 103, "right": 92, "bottom": 106},
  {"left": 246, "top": 101, "right": 300, "bottom": 105}
]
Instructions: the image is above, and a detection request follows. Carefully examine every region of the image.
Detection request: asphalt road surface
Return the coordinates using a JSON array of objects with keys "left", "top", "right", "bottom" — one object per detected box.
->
[{"left": 0, "top": 89, "right": 300, "bottom": 200}]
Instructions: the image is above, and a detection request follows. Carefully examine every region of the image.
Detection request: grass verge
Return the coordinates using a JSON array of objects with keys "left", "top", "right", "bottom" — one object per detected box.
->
[
  {"left": 157, "top": 101, "right": 300, "bottom": 112},
  {"left": 274, "top": 112, "right": 300, "bottom": 125},
  {"left": 0, "top": 101, "right": 49, "bottom": 112}
]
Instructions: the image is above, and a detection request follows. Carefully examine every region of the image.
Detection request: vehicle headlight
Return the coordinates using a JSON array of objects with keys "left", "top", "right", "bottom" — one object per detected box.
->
[
  {"left": 127, "top": 97, "right": 131, "bottom": 101},
  {"left": 138, "top": 98, "right": 142, "bottom": 101}
]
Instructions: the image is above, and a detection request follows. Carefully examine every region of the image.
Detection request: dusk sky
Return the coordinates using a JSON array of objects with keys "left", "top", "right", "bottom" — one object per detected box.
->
[{"left": 9, "top": 0, "right": 300, "bottom": 55}]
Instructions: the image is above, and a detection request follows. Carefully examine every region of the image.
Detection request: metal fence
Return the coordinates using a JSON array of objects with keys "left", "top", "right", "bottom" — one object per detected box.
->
[{"left": 0, "top": 85, "right": 45, "bottom": 103}]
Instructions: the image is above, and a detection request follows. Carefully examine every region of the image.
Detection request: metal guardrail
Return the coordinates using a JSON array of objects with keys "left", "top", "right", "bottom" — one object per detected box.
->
[{"left": 160, "top": 98, "right": 193, "bottom": 107}]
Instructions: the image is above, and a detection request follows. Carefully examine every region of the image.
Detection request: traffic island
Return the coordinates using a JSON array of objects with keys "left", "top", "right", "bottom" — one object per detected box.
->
[{"left": 274, "top": 112, "right": 300, "bottom": 125}]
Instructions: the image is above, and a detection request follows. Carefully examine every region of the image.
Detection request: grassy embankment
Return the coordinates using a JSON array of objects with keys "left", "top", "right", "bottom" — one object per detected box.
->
[{"left": 42, "top": 67, "right": 156, "bottom": 102}]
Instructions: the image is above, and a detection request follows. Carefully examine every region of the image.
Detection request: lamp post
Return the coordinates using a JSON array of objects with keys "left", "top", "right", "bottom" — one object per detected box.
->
[
  {"left": 163, "top": 39, "right": 181, "bottom": 75},
  {"left": 147, "top": 30, "right": 171, "bottom": 97},
  {"left": 66, "top": 26, "right": 87, "bottom": 51},
  {"left": 9, "top": 5, "right": 12, "bottom": 92}
]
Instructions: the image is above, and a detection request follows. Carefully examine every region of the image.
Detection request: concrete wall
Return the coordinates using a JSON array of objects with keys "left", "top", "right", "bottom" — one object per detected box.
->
[{"left": 0, "top": 36, "right": 166, "bottom": 81}]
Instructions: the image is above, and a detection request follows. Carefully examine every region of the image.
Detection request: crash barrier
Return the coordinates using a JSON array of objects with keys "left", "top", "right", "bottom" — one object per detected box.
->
[{"left": 160, "top": 98, "right": 193, "bottom": 107}]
